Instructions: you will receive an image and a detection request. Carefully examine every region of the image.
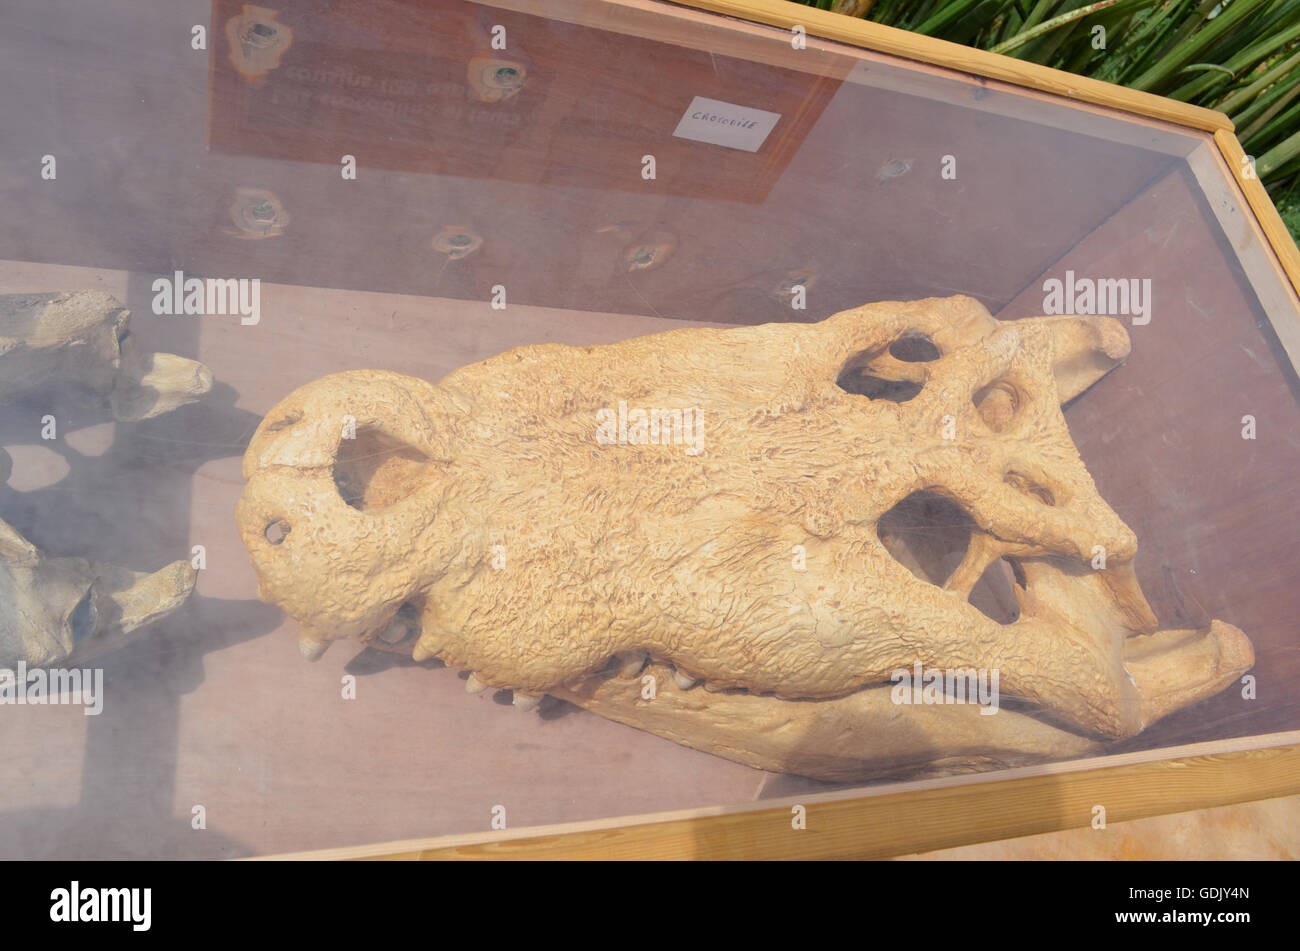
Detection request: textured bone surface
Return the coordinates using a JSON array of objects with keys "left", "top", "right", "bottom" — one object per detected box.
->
[
  {"left": 237, "top": 296, "right": 1253, "bottom": 781},
  {"left": 0, "top": 517, "right": 196, "bottom": 669},
  {"left": 0, "top": 292, "right": 212, "bottom": 421}
]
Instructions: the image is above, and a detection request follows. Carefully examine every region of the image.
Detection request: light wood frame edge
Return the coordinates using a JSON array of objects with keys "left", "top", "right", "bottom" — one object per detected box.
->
[
  {"left": 355, "top": 742, "right": 1300, "bottom": 859},
  {"left": 669, "top": 0, "right": 1231, "bottom": 133},
  {"left": 1213, "top": 129, "right": 1300, "bottom": 300}
]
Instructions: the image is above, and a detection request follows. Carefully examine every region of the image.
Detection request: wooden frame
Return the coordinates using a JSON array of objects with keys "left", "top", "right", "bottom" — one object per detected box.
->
[
  {"left": 270, "top": 733, "right": 1300, "bottom": 859},
  {"left": 674, "top": 0, "right": 1233, "bottom": 131},
  {"left": 287, "top": 0, "right": 1298, "bottom": 860}
]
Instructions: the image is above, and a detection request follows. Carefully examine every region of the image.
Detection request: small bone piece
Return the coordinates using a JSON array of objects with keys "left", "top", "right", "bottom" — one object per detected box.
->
[
  {"left": 238, "top": 296, "right": 1254, "bottom": 781},
  {"left": 0, "top": 517, "right": 196, "bottom": 669},
  {"left": 0, "top": 292, "right": 211, "bottom": 421}
]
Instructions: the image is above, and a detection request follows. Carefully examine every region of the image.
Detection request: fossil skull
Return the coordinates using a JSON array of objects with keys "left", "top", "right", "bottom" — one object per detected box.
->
[{"left": 236, "top": 296, "right": 1252, "bottom": 781}]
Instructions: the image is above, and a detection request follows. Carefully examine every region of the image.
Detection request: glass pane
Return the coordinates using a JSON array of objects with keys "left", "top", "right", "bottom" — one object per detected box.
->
[{"left": 1, "top": 0, "right": 1296, "bottom": 858}]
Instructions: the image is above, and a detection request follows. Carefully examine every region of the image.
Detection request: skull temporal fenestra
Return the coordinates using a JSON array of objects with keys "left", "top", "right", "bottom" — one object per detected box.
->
[{"left": 236, "top": 296, "right": 1253, "bottom": 782}]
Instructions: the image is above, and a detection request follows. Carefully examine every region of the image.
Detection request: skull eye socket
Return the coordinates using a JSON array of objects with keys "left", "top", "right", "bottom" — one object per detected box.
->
[
  {"left": 888, "top": 333, "right": 940, "bottom": 362},
  {"left": 837, "top": 372, "right": 923, "bottom": 402},
  {"left": 837, "top": 349, "right": 925, "bottom": 402},
  {"left": 265, "top": 519, "right": 291, "bottom": 544},
  {"left": 334, "top": 426, "right": 436, "bottom": 511},
  {"left": 837, "top": 334, "right": 937, "bottom": 401}
]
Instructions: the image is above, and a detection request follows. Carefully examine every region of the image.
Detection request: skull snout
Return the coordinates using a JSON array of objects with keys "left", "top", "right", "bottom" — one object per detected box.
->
[{"left": 239, "top": 374, "right": 449, "bottom": 656}]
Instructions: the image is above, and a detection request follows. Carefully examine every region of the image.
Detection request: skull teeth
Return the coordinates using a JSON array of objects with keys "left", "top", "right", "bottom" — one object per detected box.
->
[
  {"left": 465, "top": 673, "right": 487, "bottom": 694},
  {"left": 513, "top": 691, "right": 542, "bottom": 712},
  {"left": 299, "top": 637, "right": 330, "bottom": 661},
  {"left": 378, "top": 616, "right": 411, "bottom": 644},
  {"left": 673, "top": 670, "right": 698, "bottom": 689},
  {"left": 616, "top": 651, "right": 648, "bottom": 679}
]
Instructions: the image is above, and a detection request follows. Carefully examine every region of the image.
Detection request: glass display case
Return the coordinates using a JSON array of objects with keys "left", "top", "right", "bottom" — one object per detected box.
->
[{"left": 1, "top": 0, "right": 1298, "bottom": 860}]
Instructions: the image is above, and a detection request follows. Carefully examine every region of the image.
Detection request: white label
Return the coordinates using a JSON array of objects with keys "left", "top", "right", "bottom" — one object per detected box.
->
[{"left": 672, "top": 96, "right": 781, "bottom": 152}]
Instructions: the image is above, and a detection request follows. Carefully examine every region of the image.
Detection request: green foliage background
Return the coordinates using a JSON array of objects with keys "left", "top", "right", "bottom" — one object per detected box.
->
[{"left": 796, "top": 0, "right": 1300, "bottom": 241}]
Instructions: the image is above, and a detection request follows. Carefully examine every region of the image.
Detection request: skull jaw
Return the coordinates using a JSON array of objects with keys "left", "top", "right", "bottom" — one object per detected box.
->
[
  {"left": 1125, "top": 619, "right": 1254, "bottom": 731},
  {"left": 331, "top": 594, "right": 1251, "bottom": 783},
  {"left": 969, "top": 555, "right": 1252, "bottom": 740},
  {"left": 547, "top": 615, "right": 1252, "bottom": 784},
  {"left": 553, "top": 663, "right": 1104, "bottom": 784},
  {"left": 365, "top": 561, "right": 1252, "bottom": 780}
]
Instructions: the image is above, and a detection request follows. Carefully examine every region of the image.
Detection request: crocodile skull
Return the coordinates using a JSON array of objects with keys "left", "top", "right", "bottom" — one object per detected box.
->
[{"left": 236, "top": 296, "right": 1252, "bottom": 781}]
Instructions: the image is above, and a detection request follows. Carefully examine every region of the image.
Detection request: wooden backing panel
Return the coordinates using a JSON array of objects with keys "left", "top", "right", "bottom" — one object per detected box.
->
[
  {"left": 208, "top": 0, "right": 840, "bottom": 203},
  {"left": 479, "top": 0, "right": 1206, "bottom": 158}
]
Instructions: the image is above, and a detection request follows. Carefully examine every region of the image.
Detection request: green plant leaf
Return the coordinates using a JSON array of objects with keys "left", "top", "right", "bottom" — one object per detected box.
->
[
  {"left": 1216, "top": 49, "right": 1300, "bottom": 115},
  {"left": 1129, "top": 0, "right": 1274, "bottom": 92},
  {"left": 990, "top": 0, "right": 1118, "bottom": 55},
  {"left": 1257, "top": 127, "right": 1300, "bottom": 180},
  {"left": 1168, "top": 16, "right": 1300, "bottom": 101},
  {"left": 1178, "top": 63, "right": 1237, "bottom": 77},
  {"left": 1239, "top": 80, "right": 1300, "bottom": 145}
]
